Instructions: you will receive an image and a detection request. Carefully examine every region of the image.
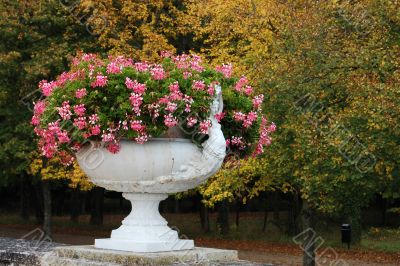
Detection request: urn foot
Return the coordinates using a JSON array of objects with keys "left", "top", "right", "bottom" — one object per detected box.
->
[{"left": 94, "top": 192, "right": 194, "bottom": 252}]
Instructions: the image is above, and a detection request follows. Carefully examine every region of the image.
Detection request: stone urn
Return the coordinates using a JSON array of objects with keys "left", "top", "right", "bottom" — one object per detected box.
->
[{"left": 76, "top": 87, "right": 226, "bottom": 252}]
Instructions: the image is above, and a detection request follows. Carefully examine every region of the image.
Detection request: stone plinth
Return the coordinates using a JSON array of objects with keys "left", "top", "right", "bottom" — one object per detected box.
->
[
  {"left": 45, "top": 245, "right": 239, "bottom": 265},
  {"left": 0, "top": 237, "right": 269, "bottom": 266}
]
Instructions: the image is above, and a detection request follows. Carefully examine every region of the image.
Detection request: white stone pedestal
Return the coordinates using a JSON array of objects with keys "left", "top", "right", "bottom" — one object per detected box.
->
[
  {"left": 95, "top": 193, "right": 194, "bottom": 252},
  {"left": 46, "top": 245, "right": 240, "bottom": 266}
]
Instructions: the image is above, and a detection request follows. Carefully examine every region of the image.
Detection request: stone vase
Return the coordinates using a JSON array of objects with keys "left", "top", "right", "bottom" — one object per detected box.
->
[{"left": 76, "top": 86, "right": 225, "bottom": 253}]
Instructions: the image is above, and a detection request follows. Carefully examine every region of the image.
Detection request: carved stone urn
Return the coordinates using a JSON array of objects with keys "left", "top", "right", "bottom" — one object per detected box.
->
[{"left": 76, "top": 87, "right": 226, "bottom": 252}]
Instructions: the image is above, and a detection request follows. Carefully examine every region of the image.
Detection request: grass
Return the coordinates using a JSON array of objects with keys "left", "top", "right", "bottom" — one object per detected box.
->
[{"left": 0, "top": 211, "right": 399, "bottom": 253}]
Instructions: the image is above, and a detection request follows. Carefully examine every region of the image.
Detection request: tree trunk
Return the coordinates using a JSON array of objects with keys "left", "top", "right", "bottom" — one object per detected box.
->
[
  {"left": 287, "top": 192, "right": 302, "bottom": 236},
  {"left": 90, "top": 187, "right": 104, "bottom": 225},
  {"left": 19, "top": 173, "right": 29, "bottom": 221},
  {"left": 302, "top": 201, "right": 315, "bottom": 266},
  {"left": 235, "top": 199, "right": 240, "bottom": 227},
  {"left": 32, "top": 182, "right": 44, "bottom": 224},
  {"left": 42, "top": 181, "right": 52, "bottom": 238},
  {"left": 263, "top": 207, "right": 268, "bottom": 232},
  {"left": 199, "top": 201, "right": 210, "bottom": 233},
  {"left": 381, "top": 198, "right": 388, "bottom": 227},
  {"left": 217, "top": 200, "right": 229, "bottom": 235},
  {"left": 273, "top": 192, "right": 280, "bottom": 221},
  {"left": 70, "top": 188, "right": 81, "bottom": 223}
]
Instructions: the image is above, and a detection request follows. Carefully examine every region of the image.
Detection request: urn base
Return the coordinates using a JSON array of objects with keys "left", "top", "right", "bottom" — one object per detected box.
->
[
  {"left": 95, "top": 238, "right": 194, "bottom": 253},
  {"left": 97, "top": 192, "right": 194, "bottom": 252}
]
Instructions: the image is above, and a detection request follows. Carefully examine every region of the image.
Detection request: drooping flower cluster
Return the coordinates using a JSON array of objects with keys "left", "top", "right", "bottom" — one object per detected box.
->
[{"left": 32, "top": 52, "right": 275, "bottom": 165}]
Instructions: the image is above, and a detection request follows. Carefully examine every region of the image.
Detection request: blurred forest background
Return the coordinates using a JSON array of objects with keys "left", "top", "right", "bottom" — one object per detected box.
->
[{"left": 0, "top": 0, "right": 400, "bottom": 259}]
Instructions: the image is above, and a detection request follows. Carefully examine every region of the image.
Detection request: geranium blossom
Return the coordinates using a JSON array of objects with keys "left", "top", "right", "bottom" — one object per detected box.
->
[
  {"left": 233, "top": 112, "right": 246, "bottom": 121},
  {"left": 91, "top": 74, "right": 108, "bottom": 88},
  {"left": 192, "top": 80, "right": 206, "bottom": 91},
  {"left": 89, "top": 114, "right": 99, "bottom": 124},
  {"left": 73, "top": 117, "right": 86, "bottom": 130},
  {"left": 33, "top": 53, "right": 274, "bottom": 159},
  {"left": 106, "top": 62, "right": 121, "bottom": 74},
  {"left": 252, "top": 94, "right": 264, "bottom": 110},
  {"left": 215, "top": 63, "right": 233, "bottom": 78},
  {"left": 58, "top": 101, "right": 72, "bottom": 120},
  {"left": 164, "top": 114, "right": 178, "bottom": 127},
  {"left": 199, "top": 120, "right": 212, "bottom": 134},
  {"left": 129, "top": 93, "right": 143, "bottom": 115},
  {"left": 73, "top": 104, "right": 86, "bottom": 116},
  {"left": 125, "top": 78, "right": 146, "bottom": 94},
  {"left": 76, "top": 88, "right": 87, "bottom": 99},
  {"left": 33, "top": 101, "right": 46, "bottom": 116},
  {"left": 130, "top": 120, "right": 144, "bottom": 132},
  {"left": 187, "top": 117, "right": 198, "bottom": 127},
  {"left": 150, "top": 65, "right": 166, "bottom": 80}
]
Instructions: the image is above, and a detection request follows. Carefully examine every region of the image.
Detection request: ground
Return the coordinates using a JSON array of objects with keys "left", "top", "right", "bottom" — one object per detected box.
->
[{"left": 0, "top": 212, "right": 399, "bottom": 265}]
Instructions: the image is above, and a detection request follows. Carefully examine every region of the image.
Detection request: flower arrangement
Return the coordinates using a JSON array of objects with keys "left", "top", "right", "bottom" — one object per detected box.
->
[{"left": 32, "top": 52, "right": 275, "bottom": 165}]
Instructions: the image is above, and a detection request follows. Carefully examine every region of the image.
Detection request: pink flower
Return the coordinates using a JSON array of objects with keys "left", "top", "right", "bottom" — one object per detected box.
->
[
  {"left": 107, "top": 142, "right": 120, "bottom": 154},
  {"left": 230, "top": 136, "right": 246, "bottom": 150},
  {"left": 216, "top": 63, "right": 233, "bottom": 78},
  {"left": 161, "top": 51, "right": 172, "bottom": 58},
  {"left": 73, "top": 117, "right": 86, "bottom": 130},
  {"left": 233, "top": 112, "right": 246, "bottom": 121},
  {"left": 48, "top": 121, "right": 61, "bottom": 133},
  {"left": 134, "top": 62, "right": 149, "bottom": 72},
  {"left": 121, "top": 120, "right": 129, "bottom": 130},
  {"left": 192, "top": 80, "right": 206, "bottom": 91},
  {"left": 135, "top": 133, "right": 149, "bottom": 144},
  {"left": 166, "top": 102, "right": 177, "bottom": 113},
  {"left": 187, "top": 117, "right": 198, "bottom": 127},
  {"left": 150, "top": 65, "right": 166, "bottom": 80},
  {"left": 41, "top": 142, "right": 57, "bottom": 158},
  {"left": 190, "top": 55, "right": 204, "bottom": 72},
  {"left": 33, "top": 101, "right": 46, "bottom": 116},
  {"left": 268, "top": 123, "right": 277, "bottom": 132},
  {"left": 184, "top": 103, "right": 191, "bottom": 113},
  {"left": 244, "top": 85, "right": 253, "bottom": 95},
  {"left": 106, "top": 62, "right": 121, "bottom": 74},
  {"left": 81, "top": 53, "right": 97, "bottom": 62},
  {"left": 31, "top": 116, "right": 40, "bottom": 126},
  {"left": 148, "top": 103, "right": 160, "bottom": 119},
  {"left": 129, "top": 93, "right": 143, "bottom": 116},
  {"left": 91, "top": 125, "right": 101, "bottom": 135},
  {"left": 39, "top": 80, "right": 57, "bottom": 96},
  {"left": 183, "top": 71, "right": 192, "bottom": 79},
  {"left": 169, "top": 82, "right": 180, "bottom": 93},
  {"left": 199, "top": 120, "right": 212, "bottom": 134},
  {"left": 73, "top": 104, "right": 86, "bottom": 116},
  {"left": 91, "top": 74, "right": 108, "bottom": 88},
  {"left": 243, "top": 111, "right": 258, "bottom": 128},
  {"left": 252, "top": 94, "right": 264, "bottom": 110},
  {"left": 214, "top": 112, "right": 225, "bottom": 122},
  {"left": 102, "top": 132, "right": 115, "bottom": 142},
  {"left": 164, "top": 114, "right": 178, "bottom": 127},
  {"left": 58, "top": 131, "right": 70, "bottom": 143},
  {"left": 253, "top": 117, "right": 274, "bottom": 156},
  {"left": 130, "top": 120, "right": 144, "bottom": 132},
  {"left": 89, "top": 114, "right": 99, "bottom": 124},
  {"left": 235, "top": 76, "right": 249, "bottom": 92},
  {"left": 58, "top": 101, "right": 72, "bottom": 120},
  {"left": 125, "top": 78, "right": 146, "bottom": 94},
  {"left": 207, "top": 85, "right": 215, "bottom": 95},
  {"left": 75, "top": 88, "right": 87, "bottom": 99}
]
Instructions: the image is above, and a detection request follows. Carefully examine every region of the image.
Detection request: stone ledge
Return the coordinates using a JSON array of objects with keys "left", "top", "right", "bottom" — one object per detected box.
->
[
  {"left": 51, "top": 245, "right": 239, "bottom": 265},
  {"left": 0, "top": 237, "right": 271, "bottom": 266}
]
